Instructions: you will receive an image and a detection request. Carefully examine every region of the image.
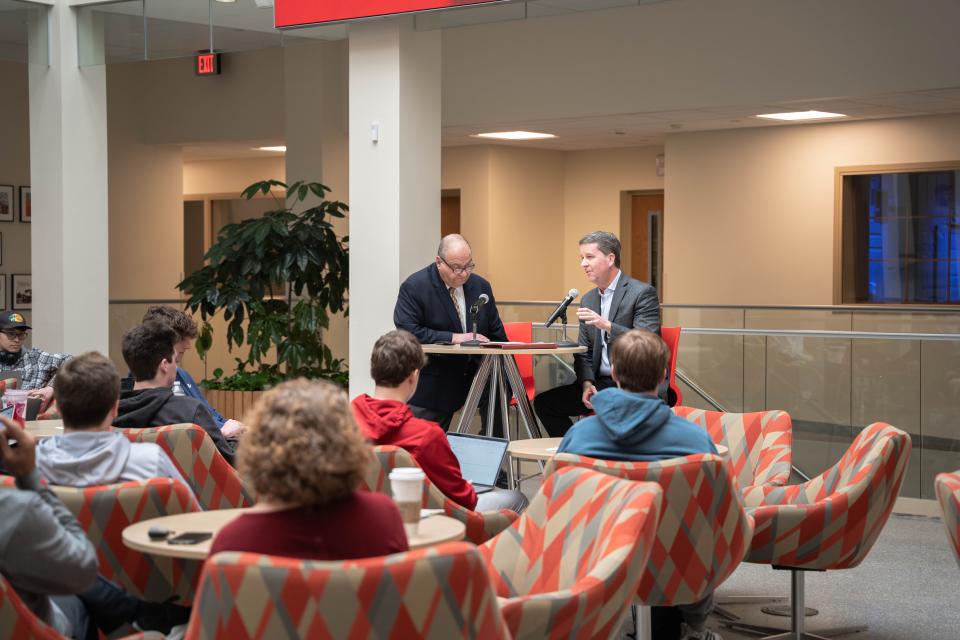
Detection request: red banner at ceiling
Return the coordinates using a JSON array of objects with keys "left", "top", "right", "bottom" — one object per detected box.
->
[{"left": 275, "top": 0, "right": 508, "bottom": 28}]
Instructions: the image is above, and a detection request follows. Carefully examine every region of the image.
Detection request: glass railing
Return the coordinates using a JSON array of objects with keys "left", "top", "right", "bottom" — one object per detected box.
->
[{"left": 499, "top": 301, "right": 960, "bottom": 505}]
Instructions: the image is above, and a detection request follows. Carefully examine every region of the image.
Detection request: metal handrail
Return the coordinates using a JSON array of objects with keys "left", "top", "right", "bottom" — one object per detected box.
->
[
  {"left": 680, "top": 327, "right": 960, "bottom": 341},
  {"left": 500, "top": 300, "right": 960, "bottom": 314}
]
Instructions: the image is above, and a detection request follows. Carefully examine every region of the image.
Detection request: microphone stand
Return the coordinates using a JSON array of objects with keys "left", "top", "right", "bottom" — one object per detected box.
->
[
  {"left": 460, "top": 303, "right": 485, "bottom": 347},
  {"left": 556, "top": 308, "right": 578, "bottom": 348}
]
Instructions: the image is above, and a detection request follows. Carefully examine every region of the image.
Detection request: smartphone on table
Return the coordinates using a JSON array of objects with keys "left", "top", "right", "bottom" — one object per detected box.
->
[{"left": 166, "top": 532, "right": 213, "bottom": 545}]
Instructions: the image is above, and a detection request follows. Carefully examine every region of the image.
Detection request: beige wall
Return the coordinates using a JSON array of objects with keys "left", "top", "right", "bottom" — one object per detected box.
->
[
  {"left": 183, "top": 157, "right": 285, "bottom": 196},
  {"left": 0, "top": 61, "right": 32, "bottom": 328},
  {"left": 442, "top": 145, "right": 566, "bottom": 300},
  {"left": 563, "top": 146, "right": 664, "bottom": 293},
  {"left": 442, "top": 144, "right": 664, "bottom": 301},
  {"left": 663, "top": 113, "right": 960, "bottom": 305}
]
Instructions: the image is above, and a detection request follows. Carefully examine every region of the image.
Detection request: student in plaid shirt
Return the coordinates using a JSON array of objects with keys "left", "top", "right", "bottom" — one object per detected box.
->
[{"left": 0, "top": 312, "right": 70, "bottom": 408}]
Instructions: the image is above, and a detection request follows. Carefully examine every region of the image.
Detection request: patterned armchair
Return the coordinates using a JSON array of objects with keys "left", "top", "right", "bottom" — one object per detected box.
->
[
  {"left": 0, "top": 573, "right": 63, "bottom": 640},
  {"left": 479, "top": 466, "right": 662, "bottom": 640},
  {"left": 184, "top": 543, "right": 512, "bottom": 639},
  {"left": 935, "top": 471, "right": 960, "bottom": 569},
  {"left": 737, "top": 423, "right": 911, "bottom": 639},
  {"left": 545, "top": 452, "right": 753, "bottom": 610},
  {"left": 363, "top": 445, "right": 518, "bottom": 544},
  {"left": 672, "top": 407, "right": 793, "bottom": 488},
  {"left": 0, "top": 476, "right": 203, "bottom": 605},
  {"left": 117, "top": 424, "right": 254, "bottom": 510}
]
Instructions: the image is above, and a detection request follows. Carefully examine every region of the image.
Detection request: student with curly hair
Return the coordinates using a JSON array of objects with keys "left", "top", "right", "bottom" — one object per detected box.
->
[{"left": 209, "top": 379, "right": 408, "bottom": 560}]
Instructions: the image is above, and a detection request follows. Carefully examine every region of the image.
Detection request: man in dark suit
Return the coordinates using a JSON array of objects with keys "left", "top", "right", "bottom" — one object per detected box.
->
[
  {"left": 394, "top": 234, "right": 508, "bottom": 431},
  {"left": 534, "top": 231, "right": 661, "bottom": 437}
]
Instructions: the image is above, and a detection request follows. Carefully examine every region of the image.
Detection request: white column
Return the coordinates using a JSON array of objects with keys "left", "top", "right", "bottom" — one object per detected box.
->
[
  {"left": 284, "top": 40, "right": 350, "bottom": 365},
  {"left": 348, "top": 17, "right": 441, "bottom": 396},
  {"left": 28, "top": 2, "right": 109, "bottom": 354}
]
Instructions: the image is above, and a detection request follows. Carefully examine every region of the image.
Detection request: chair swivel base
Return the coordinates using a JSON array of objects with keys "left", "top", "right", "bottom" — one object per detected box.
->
[
  {"left": 720, "top": 568, "right": 865, "bottom": 640},
  {"left": 713, "top": 595, "right": 789, "bottom": 622},
  {"left": 761, "top": 605, "right": 818, "bottom": 618}
]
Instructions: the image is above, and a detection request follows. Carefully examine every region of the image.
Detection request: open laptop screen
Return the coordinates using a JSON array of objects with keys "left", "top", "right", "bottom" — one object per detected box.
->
[{"left": 446, "top": 433, "right": 508, "bottom": 488}]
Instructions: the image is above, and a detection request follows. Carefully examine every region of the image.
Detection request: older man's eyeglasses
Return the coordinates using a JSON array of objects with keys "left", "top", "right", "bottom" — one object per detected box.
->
[
  {"left": 1, "top": 330, "right": 27, "bottom": 341},
  {"left": 438, "top": 256, "right": 476, "bottom": 275}
]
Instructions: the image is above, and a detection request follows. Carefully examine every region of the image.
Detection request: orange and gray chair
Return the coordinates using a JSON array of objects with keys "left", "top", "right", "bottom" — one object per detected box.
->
[
  {"left": 731, "top": 422, "right": 911, "bottom": 639},
  {"left": 935, "top": 470, "right": 960, "bottom": 569},
  {"left": 545, "top": 451, "right": 754, "bottom": 638},
  {"left": 117, "top": 423, "right": 254, "bottom": 510},
  {"left": 184, "top": 543, "right": 512, "bottom": 639},
  {"left": 479, "top": 466, "right": 662, "bottom": 639},
  {"left": 0, "top": 572, "right": 64, "bottom": 640},
  {"left": 363, "top": 445, "right": 518, "bottom": 544},
  {"left": 672, "top": 407, "right": 793, "bottom": 490},
  {"left": 0, "top": 476, "right": 202, "bottom": 606}
]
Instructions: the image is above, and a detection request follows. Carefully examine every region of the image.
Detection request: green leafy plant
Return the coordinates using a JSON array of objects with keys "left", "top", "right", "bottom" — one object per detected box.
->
[{"left": 177, "top": 180, "right": 349, "bottom": 390}]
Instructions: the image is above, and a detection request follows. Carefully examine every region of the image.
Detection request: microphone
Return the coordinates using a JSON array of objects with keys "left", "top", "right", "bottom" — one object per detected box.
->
[
  {"left": 462, "top": 294, "right": 491, "bottom": 348},
  {"left": 544, "top": 288, "right": 579, "bottom": 328},
  {"left": 471, "top": 293, "right": 489, "bottom": 314}
]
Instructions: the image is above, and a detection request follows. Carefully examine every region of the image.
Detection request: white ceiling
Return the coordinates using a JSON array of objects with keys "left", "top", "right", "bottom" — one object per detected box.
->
[
  {"left": 441, "top": 89, "right": 960, "bottom": 150},
  {"left": 141, "top": 0, "right": 960, "bottom": 158}
]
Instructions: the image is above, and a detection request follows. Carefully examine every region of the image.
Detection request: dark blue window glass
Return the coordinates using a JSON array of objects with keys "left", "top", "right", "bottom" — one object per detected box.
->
[{"left": 843, "top": 170, "right": 959, "bottom": 304}]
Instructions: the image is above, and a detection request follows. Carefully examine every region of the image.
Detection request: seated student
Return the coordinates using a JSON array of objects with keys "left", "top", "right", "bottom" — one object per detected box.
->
[
  {"left": 0, "top": 416, "right": 98, "bottom": 639},
  {"left": 558, "top": 329, "right": 719, "bottom": 640},
  {"left": 34, "top": 351, "right": 193, "bottom": 636},
  {"left": 112, "top": 321, "right": 236, "bottom": 465},
  {"left": 352, "top": 330, "right": 528, "bottom": 514},
  {"left": 37, "top": 351, "right": 190, "bottom": 492},
  {"left": 0, "top": 311, "right": 70, "bottom": 409},
  {"left": 210, "top": 379, "right": 407, "bottom": 560},
  {"left": 140, "top": 306, "right": 245, "bottom": 438}
]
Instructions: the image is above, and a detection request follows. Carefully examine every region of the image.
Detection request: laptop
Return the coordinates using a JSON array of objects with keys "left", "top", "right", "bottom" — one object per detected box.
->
[{"left": 445, "top": 432, "right": 509, "bottom": 494}]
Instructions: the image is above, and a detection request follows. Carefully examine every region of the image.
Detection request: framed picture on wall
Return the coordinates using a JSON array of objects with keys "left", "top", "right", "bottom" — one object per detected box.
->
[
  {"left": 0, "top": 186, "right": 13, "bottom": 222},
  {"left": 19, "top": 187, "right": 30, "bottom": 223},
  {"left": 0, "top": 275, "right": 6, "bottom": 309},
  {"left": 12, "top": 274, "right": 30, "bottom": 310}
]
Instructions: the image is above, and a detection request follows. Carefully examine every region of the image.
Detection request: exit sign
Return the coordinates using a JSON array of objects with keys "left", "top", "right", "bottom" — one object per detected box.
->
[
  {"left": 275, "top": 0, "right": 509, "bottom": 29},
  {"left": 195, "top": 52, "right": 221, "bottom": 76}
]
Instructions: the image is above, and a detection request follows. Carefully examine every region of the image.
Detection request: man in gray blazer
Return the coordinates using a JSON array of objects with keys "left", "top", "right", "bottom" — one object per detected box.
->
[{"left": 534, "top": 231, "right": 661, "bottom": 437}]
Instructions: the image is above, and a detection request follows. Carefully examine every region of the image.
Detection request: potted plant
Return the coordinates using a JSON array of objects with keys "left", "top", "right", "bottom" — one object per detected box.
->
[{"left": 177, "top": 179, "right": 349, "bottom": 414}]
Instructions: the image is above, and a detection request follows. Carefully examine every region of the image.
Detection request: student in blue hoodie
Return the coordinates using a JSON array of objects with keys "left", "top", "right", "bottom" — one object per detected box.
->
[{"left": 557, "top": 328, "right": 720, "bottom": 640}]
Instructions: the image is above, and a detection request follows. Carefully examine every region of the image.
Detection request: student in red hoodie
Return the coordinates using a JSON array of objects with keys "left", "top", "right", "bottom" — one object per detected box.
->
[{"left": 352, "top": 330, "right": 528, "bottom": 514}]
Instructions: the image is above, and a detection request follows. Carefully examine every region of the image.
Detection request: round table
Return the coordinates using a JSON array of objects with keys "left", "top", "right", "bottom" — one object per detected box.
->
[
  {"left": 122, "top": 509, "right": 466, "bottom": 560},
  {"left": 506, "top": 438, "right": 729, "bottom": 489},
  {"left": 508, "top": 437, "right": 562, "bottom": 462},
  {"left": 25, "top": 419, "right": 63, "bottom": 440}
]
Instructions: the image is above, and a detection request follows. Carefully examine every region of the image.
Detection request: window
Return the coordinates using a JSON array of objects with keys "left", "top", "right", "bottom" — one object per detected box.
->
[{"left": 841, "top": 166, "right": 960, "bottom": 304}]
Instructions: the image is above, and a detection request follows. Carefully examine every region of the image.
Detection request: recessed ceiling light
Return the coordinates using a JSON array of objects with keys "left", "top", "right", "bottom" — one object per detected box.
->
[
  {"left": 254, "top": 145, "right": 287, "bottom": 152},
  {"left": 755, "top": 110, "right": 847, "bottom": 121},
  {"left": 215, "top": 0, "right": 236, "bottom": 3},
  {"left": 472, "top": 131, "right": 556, "bottom": 140}
]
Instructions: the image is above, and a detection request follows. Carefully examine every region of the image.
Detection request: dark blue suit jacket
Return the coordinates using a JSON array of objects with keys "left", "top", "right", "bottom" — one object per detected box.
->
[{"left": 394, "top": 264, "right": 507, "bottom": 413}]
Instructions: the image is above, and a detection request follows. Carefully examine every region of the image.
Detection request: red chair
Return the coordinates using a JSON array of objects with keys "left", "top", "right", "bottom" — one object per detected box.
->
[
  {"left": 503, "top": 321, "right": 536, "bottom": 401},
  {"left": 660, "top": 326, "right": 683, "bottom": 406},
  {"left": 504, "top": 322, "right": 537, "bottom": 439}
]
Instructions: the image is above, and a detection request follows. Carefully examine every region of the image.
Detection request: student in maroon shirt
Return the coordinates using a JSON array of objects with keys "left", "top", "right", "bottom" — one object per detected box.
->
[
  {"left": 210, "top": 379, "right": 407, "bottom": 560},
  {"left": 352, "top": 330, "right": 527, "bottom": 514}
]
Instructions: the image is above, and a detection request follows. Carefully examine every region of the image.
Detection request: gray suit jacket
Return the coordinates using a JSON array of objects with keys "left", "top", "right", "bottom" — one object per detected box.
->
[{"left": 574, "top": 272, "right": 661, "bottom": 383}]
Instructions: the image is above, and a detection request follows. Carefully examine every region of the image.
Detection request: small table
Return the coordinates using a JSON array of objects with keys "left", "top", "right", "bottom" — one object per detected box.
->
[
  {"left": 506, "top": 438, "right": 729, "bottom": 489},
  {"left": 508, "top": 437, "right": 562, "bottom": 462},
  {"left": 122, "top": 509, "right": 465, "bottom": 560},
  {"left": 25, "top": 419, "right": 64, "bottom": 440},
  {"left": 507, "top": 437, "right": 562, "bottom": 489}
]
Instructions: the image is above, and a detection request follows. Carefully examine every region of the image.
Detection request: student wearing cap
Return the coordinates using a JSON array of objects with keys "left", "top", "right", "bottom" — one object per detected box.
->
[{"left": 0, "top": 311, "right": 71, "bottom": 409}]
